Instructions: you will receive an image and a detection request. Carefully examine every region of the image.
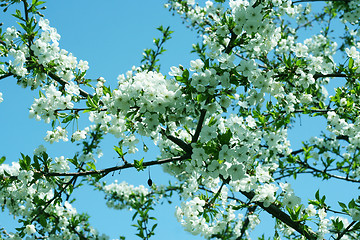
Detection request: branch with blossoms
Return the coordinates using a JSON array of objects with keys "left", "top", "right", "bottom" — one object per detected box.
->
[
  {"left": 47, "top": 72, "right": 92, "bottom": 99},
  {"left": 33, "top": 155, "right": 188, "bottom": 178},
  {"left": 238, "top": 205, "right": 258, "bottom": 239},
  {"left": 240, "top": 190, "right": 318, "bottom": 240},
  {"left": 293, "top": 0, "right": 350, "bottom": 3}
]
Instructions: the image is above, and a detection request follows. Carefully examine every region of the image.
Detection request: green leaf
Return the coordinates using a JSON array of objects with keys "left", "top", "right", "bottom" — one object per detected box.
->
[
  {"left": 102, "top": 85, "right": 111, "bottom": 95},
  {"left": 38, "top": 214, "right": 47, "bottom": 227},
  {"left": 348, "top": 199, "right": 356, "bottom": 209},
  {"left": 315, "top": 190, "right": 320, "bottom": 201},
  {"left": 218, "top": 129, "right": 232, "bottom": 145},
  {"left": 183, "top": 69, "right": 189, "bottom": 80},
  {"left": 32, "top": 155, "right": 41, "bottom": 170},
  {"left": 19, "top": 153, "right": 31, "bottom": 170},
  {"left": 86, "top": 162, "right": 96, "bottom": 171},
  {"left": 86, "top": 95, "right": 97, "bottom": 108},
  {"left": 114, "top": 145, "right": 125, "bottom": 158},
  {"left": 151, "top": 223, "right": 158, "bottom": 232},
  {"left": 0, "top": 156, "right": 5, "bottom": 165},
  {"left": 61, "top": 114, "right": 75, "bottom": 123},
  {"left": 134, "top": 158, "right": 145, "bottom": 171},
  {"left": 349, "top": 58, "right": 354, "bottom": 70},
  {"left": 318, "top": 101, "right": 325, "bottom": 109}
]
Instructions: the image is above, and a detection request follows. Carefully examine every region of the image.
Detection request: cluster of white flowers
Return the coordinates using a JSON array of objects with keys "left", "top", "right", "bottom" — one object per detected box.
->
[
  {"left": 102, "top": 180, "right": 149, "bottom": 210},
  {"left": 3, "top": 26, "right": 19, "bottom": 44},
  {"left": 95, "top": 70, "right": 186, "bottom": 149},
  {"left": 346, "top": 44, "right": 360, "bottom": 72},
  {"left": 44, "top": 126, "right": 68, "bottom": 143},
  {"left": 279, "top": 182, "right": 301, "bottom": 208},
  {"left": 3, "top": 18, "right": 89, "bottom": 90},
  {"left": 8, "top": 47, "right": 28, "bottom": 77},
  {"left": 1, "top": 18, "right": 94, "bottom": 147},
  {"left": 175, "top": 196, "right": 255, "bottom": 238},
  {"left": 342, "top": 0, "right": 360, "bottom": 24},
  {"left": 0, "top": 161, "right": 107, "bottom": 239},
  {"left": 29, "top": 84, "right": 75, "bottom": 122}
]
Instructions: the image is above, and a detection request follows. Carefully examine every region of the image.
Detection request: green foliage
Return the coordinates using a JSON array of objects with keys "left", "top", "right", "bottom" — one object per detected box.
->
[
  {"left": 309, "top": 190, "right": 327, "bottom": 209},
  {"left": 134, "top": 158, "right": 145, "bottom": 171},
  {"left": 140, "top": 25, "right": 173, "bottom": 72}
]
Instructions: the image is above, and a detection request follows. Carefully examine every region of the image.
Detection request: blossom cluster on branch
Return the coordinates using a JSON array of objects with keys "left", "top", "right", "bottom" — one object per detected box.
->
[{"left": 1, "top": 0, "right": 360, "bottom": 239}]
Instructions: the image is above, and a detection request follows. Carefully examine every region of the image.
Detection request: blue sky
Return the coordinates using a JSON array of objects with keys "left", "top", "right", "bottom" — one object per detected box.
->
[{"left": 0, "top": 1, "right": 358, "bottom": 239}]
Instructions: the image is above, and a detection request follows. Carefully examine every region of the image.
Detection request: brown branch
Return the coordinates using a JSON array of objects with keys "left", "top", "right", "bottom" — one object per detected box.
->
[
  {"left": 48, "top": 72, "right": 92, "bottom": 98},
  {"left": 41, "top": 154, "right": 190, "bottom": 177},
  {"left": 297, "top": 159, "right": 360, "bottom": 183},
  {"left": 205, "top": 181, "right": 226, "bottom": 208},
  {"left": 224, "top": 31, "right": 238, "bottom": 54},
  {"left": 240, "top": 190, "right": 317, "bottom": 240},
  {"left": 264, "top": 108, "right": 333, "bottom": 118},
  {"left": 237, "top": 204, "right": 258, "bottom": 240},
  {"left": 293, "top": 0, "right": 349, "bottom": 3},
  {"left": 0, "top": 73, "right": 12, "bottom": 80},
  {"left": 161, "top": 127, "right": 192, "bottom": 153},
  {"left": 0, "top": 39, "right": 6, "bottom": 46},
  {"left": 273, "top": 170, "right": 314, "bottom": 181},
  {"left": 313, "top": 73, "right": 347, "bottom": 79},
  {"left": 191, "top": 109, "right": 207, "bottom": 144},
  {"left": 30, "top": 175, "right": 77, "bottom": 223}
]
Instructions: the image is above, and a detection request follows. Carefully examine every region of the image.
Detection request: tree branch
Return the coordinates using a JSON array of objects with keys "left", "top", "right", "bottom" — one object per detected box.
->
[
  {"left": 48, "top": 72, "right": 92, "bottom": 98},
  {"left": 293, "top": 0, "right": 349, "bottom": 3},
  {"left": 198, "top": 185, "right": 246, "bottom": 204},
  {"left": 191, "top": 109, "right": 207, "bottom": 144},
  {"left": 237, "top": 205, "right": 258, "bottom": 240},
  {"left": 40, "top": 154, "right": 190, "bottom": 177},
  {"left": 313, "top": 73, "right": 347, "bottom": 79},
  {"left": 297, "top": 159, "right": 360, "bottom": 183},
  {"left": 240, "top": 190, "right": 318, "bottom": 240},
  {"left": 295, "top": 12, "right": 327, "bottom": 31},
  {"left": 0, "top": 73, "right": 12, "bottom": 80},
  {"left": 0, "top": 39, "right": 6, "bottom": 46},
  {"left": 161, "top": 127, "right": 192, "bottom": 153},
  {"left": 224, "top": 31, "right": 238, "bottom": 54},
  {"left": 30, "top": 175, "right": 77, "bottom": 223}
]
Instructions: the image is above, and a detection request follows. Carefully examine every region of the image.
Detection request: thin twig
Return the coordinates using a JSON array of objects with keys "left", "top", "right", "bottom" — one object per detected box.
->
[
  {"left": 30, "top": 176, "right": 77, "bottom": 223},
  {"left": 335, "top": 220, "right": 357, "bottom": 240},
  {"left": 40, "top": 154, "right": 190, "bottom": 177},
  {"left": 198, "top": 185, "right": 246, "bottom": 204},
  {"left": 297, "top": 159, "right": 360, "bottom": 183},
  {"left": 224, "top": 31, "right": 238, "bottom": 54},
  {"left": 295, "top": 12, "right": 327, "bottom": 31}
]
